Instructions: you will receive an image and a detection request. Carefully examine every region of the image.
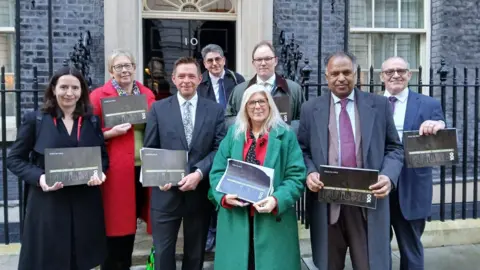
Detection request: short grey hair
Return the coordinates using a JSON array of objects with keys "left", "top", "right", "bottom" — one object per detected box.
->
[
  {"left": 107, "top": 48, "right": 136, "bottom": 73},
  {"left": 234, "top": 84, "right": 288, "bottom": 139},
  {"left": 201, "top": 44, "right": 224, "bottom": 59},
  {"left": 381, "top": 56, "right": 411, "bottom": 70}
]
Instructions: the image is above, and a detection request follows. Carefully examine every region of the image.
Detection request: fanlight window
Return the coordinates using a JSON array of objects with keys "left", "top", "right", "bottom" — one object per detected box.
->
[{"left": 143, "top": 0, "right": 236, "bottom": 13}]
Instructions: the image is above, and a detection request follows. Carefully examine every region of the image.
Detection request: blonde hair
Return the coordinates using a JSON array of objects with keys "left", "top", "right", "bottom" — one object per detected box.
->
[
  {"left": 107, "top": 49, "right": 136, "bottom": 73},
  {"left": 234, "top": 84, "right": 288, "bottom": 139}
]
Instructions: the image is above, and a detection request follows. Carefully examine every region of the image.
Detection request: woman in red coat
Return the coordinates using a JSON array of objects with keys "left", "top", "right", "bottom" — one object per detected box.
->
[{"left": 90, "top": 49, "right": 156, "bottom": 270}]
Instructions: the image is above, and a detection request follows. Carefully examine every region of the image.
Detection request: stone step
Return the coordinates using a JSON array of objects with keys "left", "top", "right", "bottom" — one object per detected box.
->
[
  {"left": 132, "top": 220, "right": 311, "bottom": 266},
  {"left": 132, "top": 221, "right": 215, "bottom": 266}
]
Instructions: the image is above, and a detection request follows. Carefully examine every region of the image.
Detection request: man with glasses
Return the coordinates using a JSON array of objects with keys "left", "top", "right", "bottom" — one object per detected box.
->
[
  {"left": 198, "top": 44, "right": 245, "bottom": 110},
  {"left": 225, "top": 41, "right": 305, "bottom": 129},
  {"left": 381, "top": 56, "right": 445, "bottom": 270},
  {"left": 197, "top": 44, "right": 244, "bottom": 252}
]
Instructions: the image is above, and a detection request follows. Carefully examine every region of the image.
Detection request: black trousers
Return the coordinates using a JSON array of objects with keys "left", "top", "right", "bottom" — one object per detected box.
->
[
  {"left": 101, "top": 166, "right": 144, "bottom": 270},
  {"left": 151, "top": 204, "right": 211, "bottom": 270},
  {"left": 100, "top": 235, "right": 136, "bottom": 270},
  {"left": 328, "top": 205, "right": 369, "bottom": 270}
]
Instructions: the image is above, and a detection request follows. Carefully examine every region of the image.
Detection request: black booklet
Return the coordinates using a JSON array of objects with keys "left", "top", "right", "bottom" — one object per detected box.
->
[
  {"left": 318, "top": 165, "right": 378, "bottom": 209},
  {"left": 44, "top": 146, "right": 103, "bottom": 187},
  {"left": 215, "top": 159, "right": 274, "bottom": 204},
  {"left": 101, "top": 94, "right": 148, "bottom": 128},
  {"left": 403, "top": 128, "right": 459, "bottom": 168},
  {"left": 140, "top": 148, "right": 188, "bottom": 187},
  {"left": 273, "top": 96, "right": 292, "bottom": 124}
]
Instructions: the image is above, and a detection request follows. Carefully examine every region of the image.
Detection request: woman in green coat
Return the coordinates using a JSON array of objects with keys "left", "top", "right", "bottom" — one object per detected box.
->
[{"left": 209, "top": 84, "right": 307, "bottom": 270}]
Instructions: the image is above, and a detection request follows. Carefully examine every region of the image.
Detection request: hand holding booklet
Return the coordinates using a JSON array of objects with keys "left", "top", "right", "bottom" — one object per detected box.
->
[
  {"left": 101, "top": 94, "right": 148, "bottom": 128},
  {"left": 318, "top": 165, "right": 378, "bottom": 209},
  {"left": 403, "top": 128, "right": 459, "bottom": 168},
  {"left": 44, "top": 146, "right": 103, "bottom": 187},
  {"left": 215, "top": 159, "right": 274, "bottom": 204},
  {"left": 139, "top": 148, "right": 188, "bottom": 187}
]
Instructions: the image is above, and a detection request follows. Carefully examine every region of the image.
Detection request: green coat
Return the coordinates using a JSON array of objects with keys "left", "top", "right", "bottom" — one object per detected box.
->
[{"left": 209, "top": 124, "right": 307, "bottom": 270}]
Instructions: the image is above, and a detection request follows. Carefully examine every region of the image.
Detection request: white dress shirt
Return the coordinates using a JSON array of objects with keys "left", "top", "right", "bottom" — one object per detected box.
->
[
  {"left": 177, "top": 91, "right": 198, "bottom": 131},
  {"left": 384, "top": 87, "right": 409, "bottom": 141},
  {"left": 332, "top": 91, "right": 356, "bottom": 165},
  {"left": 209, "top": 70, "right": 225, "bottom": 103},
  {"left": 256, "top": 74, "right": 276, "bottom": 92}
]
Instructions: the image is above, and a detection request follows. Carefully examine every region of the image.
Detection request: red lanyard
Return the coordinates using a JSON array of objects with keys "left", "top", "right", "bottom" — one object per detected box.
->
[{"left": 52, "top": 116, "right": 82, "bottom": 141}]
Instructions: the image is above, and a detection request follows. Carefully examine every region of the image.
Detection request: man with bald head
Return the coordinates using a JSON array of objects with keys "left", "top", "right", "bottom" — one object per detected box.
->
[
  {"left": 298, "top": 51, "right": 403, "bottom": 270},
  {"left": 381, "top": 56, "right": 445, "bottom": 270}
]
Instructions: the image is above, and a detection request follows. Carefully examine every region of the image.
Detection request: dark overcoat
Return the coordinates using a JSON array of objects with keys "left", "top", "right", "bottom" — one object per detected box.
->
[
  {"left": 7, "top": 111, "right": 109, "bottom": 270},
  {"left": 297, "top": 89, "right": 404, "bottom": 270}
]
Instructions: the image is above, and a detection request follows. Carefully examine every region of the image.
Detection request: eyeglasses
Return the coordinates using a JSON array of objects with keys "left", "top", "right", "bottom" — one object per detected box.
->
[
  {"left": 252, "top": 56, "right": 276, "bottom": 64},
  {"left": 113, "top": 63, "right": 135, "bottom": 72},
  {"left": 382, "top": 69, "right": 409, "bottom": 77},
  {"left": 247, "top": 99, "right": 268, "bottom": 108},
  {"left": 205, "top": 57, "right": 223, "bottom": 64}
]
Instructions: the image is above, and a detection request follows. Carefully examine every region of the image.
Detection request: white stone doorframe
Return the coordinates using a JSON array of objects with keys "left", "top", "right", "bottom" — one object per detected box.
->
[{"left": 103, "top": 0, "right": 273, "bottom": 83}]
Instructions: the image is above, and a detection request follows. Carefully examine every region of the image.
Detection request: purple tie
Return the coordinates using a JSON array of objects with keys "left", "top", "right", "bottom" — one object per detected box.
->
[
  {"left": 388, "top": 96, "right": 398, "bottom": 112},
  {"left": 339, "top": 99, "right": 357, "bottom": 168}
]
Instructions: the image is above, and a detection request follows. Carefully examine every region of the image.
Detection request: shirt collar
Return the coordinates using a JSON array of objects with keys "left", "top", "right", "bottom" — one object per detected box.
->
[
  {"left": 384, "top": 87, "right": 409, "bottom": 103},
  {"left": 331, "top": 90, "right": 355, "bottom": 104},
  {"left": 209, "top": 69, "right": 225, "bottom": 85},
  {"left": 256, "top": 74, "right": 276, "bottom": 86},
  {"left": 177, "top": 91, "right": 198, "bottom": 107}
]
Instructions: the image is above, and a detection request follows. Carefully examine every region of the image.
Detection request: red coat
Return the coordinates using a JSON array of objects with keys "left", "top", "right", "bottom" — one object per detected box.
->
[{"left": 90, "top": 80, "right": 156, "bottom": 236}]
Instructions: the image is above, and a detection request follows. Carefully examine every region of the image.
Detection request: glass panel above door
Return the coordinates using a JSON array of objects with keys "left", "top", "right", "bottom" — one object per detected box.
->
[{"left": 143, "top": 0, "right": 236, "bottom": 13}]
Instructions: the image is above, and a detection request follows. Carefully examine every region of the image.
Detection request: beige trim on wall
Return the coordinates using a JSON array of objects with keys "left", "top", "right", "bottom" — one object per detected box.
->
[
  {"left": 103, "top": 0, "right": 273, "bottom": 82},
  {"left": 104, "top": 0, "right": 143, "bottom": 83}
]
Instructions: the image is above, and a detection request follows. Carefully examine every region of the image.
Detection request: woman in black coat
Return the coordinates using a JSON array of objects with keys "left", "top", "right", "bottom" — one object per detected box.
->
[{"left": 6, "top": 67, "right": 109, "bottom": 270}]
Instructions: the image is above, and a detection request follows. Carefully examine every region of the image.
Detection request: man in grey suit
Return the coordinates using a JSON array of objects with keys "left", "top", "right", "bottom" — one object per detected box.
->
[
  {"left": 144, "top": 56, "right": 226, "bottom": 270},
  {"left": 298, "top": 52, "right": 404, "bottom": 270}
]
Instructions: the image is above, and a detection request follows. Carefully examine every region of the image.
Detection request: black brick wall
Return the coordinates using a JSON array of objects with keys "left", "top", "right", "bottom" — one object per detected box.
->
[
  {"left": 1, "top": 0, "right": 104, "bottom": 202},
  {"left": 19, "top": 0, "right": 104, "bottom": 97},
  {"left": 431, "top": 0, "right": 480, "bottom": 182},
  {"left": 273, "top": 0, "right": 346, "bottom": 96}
]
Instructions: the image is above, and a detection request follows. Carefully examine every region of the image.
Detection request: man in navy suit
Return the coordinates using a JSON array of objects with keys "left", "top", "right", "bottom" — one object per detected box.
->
[
  {"left": 381, "top": 56, "right": 446, "bottom": 270},
  {"left": 144, "top": 56, "right": 226, "bottom": 270},
  {"left": 197, "top": 44, "right": 245, "bottom": 251}
]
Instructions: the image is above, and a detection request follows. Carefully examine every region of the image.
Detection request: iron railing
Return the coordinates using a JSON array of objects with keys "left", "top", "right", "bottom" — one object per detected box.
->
[{"left": 295, "top": 59, "right": 480, "bottom": 228}]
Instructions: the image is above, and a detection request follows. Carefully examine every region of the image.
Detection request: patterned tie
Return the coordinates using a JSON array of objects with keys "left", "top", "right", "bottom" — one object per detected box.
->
[
  {"left": 218, "top": 78, "right": 226, "bottom": 109},
  {"left": 388, "top": 96, "right": 398, "bottom": 113},
  {"left": 339, "top": 99, "right": 357, "bottom": 168},
  {"left": 182, "top": 101, "right": 193, "bottom": 147}
]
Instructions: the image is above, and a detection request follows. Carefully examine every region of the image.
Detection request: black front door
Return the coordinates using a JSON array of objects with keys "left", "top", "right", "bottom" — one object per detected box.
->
[{"left": 143, "top": 19, "right": 236, "bottom": 99}]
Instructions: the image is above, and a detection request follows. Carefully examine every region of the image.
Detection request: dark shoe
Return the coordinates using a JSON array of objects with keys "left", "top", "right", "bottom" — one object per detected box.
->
[{"left": 205, "top": 229, "right": 216, "bottom": 252}]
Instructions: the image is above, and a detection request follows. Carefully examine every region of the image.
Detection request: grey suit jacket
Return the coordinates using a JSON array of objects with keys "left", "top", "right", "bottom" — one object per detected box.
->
[
  {"left": 297, "top": 89, "right": 404, "bottom": 270},
  {"left": 143, "top": 94, "right": 226, "bottom": 214}
]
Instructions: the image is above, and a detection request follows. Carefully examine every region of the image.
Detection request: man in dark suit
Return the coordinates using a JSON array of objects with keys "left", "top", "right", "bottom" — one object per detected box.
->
[
  {"left": 144, "top": 56, "right": 226, "bottom": 270},
  {"left": 381, "top": 56, "right": 445, "bottom": 270},
  {"left": 298, "top": 52, "right": 404, "bottom": 270},
  {"left": 197, "top": 44, "right": 244, "bottom": 251},
  {"left": 197, "top": 44, "right": 245, "bottom": 109}
]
